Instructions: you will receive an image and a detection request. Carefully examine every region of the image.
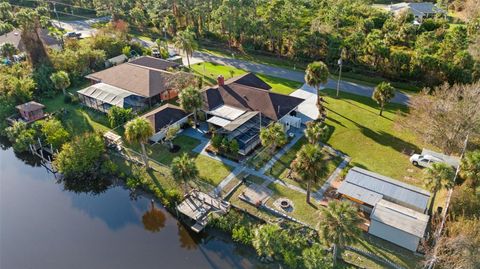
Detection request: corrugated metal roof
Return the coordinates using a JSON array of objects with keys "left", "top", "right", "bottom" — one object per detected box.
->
[
  {"left": 223, "top": 111, "right": 258, "bottom": 132},
  {"left": 371, "top": 199, "right": 429, "bottom": 238},
  {"left": 338, "top": 167, "right": 431, "bottom": 212},
  {"left": 207, "top": 116, "right": 231, "bottom": 127},
  {"left": 209, "top": 105, "right": 246, "bottom": 121},
  {"left": 338, "top": 183, "right": 383, "bottom": 206},
  {"left": 77, "top": 83, "right": 137, "bottom": 108}
]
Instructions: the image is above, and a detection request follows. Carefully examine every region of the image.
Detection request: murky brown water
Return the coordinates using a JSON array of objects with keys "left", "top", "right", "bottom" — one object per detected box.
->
[{"left": 0, "top": 142, "right": 266, "bottom": 269}]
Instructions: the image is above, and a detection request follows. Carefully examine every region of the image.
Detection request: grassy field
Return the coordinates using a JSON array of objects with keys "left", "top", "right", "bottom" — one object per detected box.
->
[
  {"left": 321, "top": 88, "right": 428, "bottom": 187},
  {"left": 265, "top": 182, "right": 321, "bottom": 226},
  {"left": 144, "top": 135, "right": 233, "bottom": 186},
  {"left": 344, "top": 234, "right": 423, "bottom": 269},
  {"left": 266, "top": 137, "right": 343, "bottom": 191},
  {"left": 191, "top": 62, "right": 302, "bottom": 95}
]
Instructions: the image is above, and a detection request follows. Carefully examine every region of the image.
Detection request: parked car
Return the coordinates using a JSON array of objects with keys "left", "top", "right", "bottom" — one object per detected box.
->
[
  {"left": 63, "top": 32, "right": 81, "bottom": 39},
  {"left": 409, "top": 154, "right": 443, "bottom": 168},
  {"left": 152, "top": 48, "right": 161, "bottom": 58}
]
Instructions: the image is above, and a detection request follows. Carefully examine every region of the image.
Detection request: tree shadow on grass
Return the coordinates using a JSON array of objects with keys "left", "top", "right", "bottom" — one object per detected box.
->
[{"left": 355, "top": 122, "right": 420, "bottom": 154}]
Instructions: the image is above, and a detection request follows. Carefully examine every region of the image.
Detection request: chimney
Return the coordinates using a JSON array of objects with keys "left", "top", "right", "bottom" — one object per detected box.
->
[{"left": 217, "top": 75, "right": 224, "bottom": 86}]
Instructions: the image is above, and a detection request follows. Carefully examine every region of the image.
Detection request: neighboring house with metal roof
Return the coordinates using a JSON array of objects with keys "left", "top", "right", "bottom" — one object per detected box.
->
[
  {"left": 381, "top": 2, "right": 445, "bottom": 23},
  {"left": 338, "top": 167, "right": 431, "bottom": 213},
  {"left": 85, "top": 56, "right": 182, "bottom": 108},
  {"left": 201, "top": 73, "right": 304, "bottom": 155},
  {"left": 0, "top": 28, "right": 62, "bottom": 52},
  {"left": 141, "top": 104, "right": 191, "bottom": 142},
  {"left": 369, "top": 199, "right": 429, "bottom": 251}
]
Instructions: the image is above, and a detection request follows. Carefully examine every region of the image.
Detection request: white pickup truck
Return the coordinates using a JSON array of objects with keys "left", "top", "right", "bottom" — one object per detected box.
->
[{"left": 409, "top": 154, "right": 444, "bottom": 168}]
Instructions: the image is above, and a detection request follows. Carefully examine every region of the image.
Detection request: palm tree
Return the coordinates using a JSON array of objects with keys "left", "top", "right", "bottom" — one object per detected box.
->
[
  {"left": 171, "top": 153, "right": 199, "bottom": 193},
  {"left": 178, "top": 86, "right": 203, "bottom": 128},
  {"left": 291, "top": 144, "right": 324, "bottom": 204},
  {"left": 125, "top": 118, "right": 154, "bottom": 169},
  {"left": 259, "top": 122, "right": 287, "bottom": 154},
  {"left": 173, "top": 29, "right": 198, "bottom": 68},
  {"left": 164, "top": 124, "right": 180, "bottom": 150},
  {"left": 372, "top": 82, "right": 395, "bottom": 116},
  {"left": 318, "top": 200, "right": 362, "bottom": 266},
  {"left": 0, "top": 42, "right": 17, "bottom": 60},
  {"left": 460, "top": 150, "right": 480, "bottom": 190},
  {"left": 304, "top": 121, "right": 329, "bottom": 145},
  {"left": 424, "top": 163, "right": 455, "bottom": 215},
  {"left": 50, "top": 71, "right": 70, "bottom": 95},
  {"left": 305, "top": 61, "right": 329, "bottom": 113}
]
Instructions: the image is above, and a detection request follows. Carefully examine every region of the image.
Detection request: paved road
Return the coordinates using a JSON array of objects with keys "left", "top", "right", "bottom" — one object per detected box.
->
[
  {"left": 52, "top": 17, "right": 109, "bottom": 38},
  {"left": 53, "top": 18, "right": 410, "bottom": 105},
  {"left": 189, "top": 51, "right": 410, "bottom": 105}
]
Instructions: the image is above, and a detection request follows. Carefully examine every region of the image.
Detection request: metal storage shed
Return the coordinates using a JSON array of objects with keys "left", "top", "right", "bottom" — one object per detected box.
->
[
  {"left": 338, "top": 167, "right": 431, "bottom": 212},
  {"left": 369, "top": 199, "right": 429, "bottom": 251}
]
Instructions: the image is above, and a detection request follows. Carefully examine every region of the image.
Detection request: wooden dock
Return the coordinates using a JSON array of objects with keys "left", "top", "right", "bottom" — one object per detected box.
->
[{"left": 176, "top": 190, "right": 230, "bottom": 232}]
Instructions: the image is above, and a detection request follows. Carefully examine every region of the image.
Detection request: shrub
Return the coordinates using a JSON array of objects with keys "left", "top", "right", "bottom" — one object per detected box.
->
[
  {"left": 107, "top": 106, "right": 134, "bottom": 128},
  {"left": 221, "top": 137, "right": 229, "bottom": 152},
  {"left": 53, "top": 133, "right": 105, "bottom": 178},
  {"left": 211, "top": 134, "right": 223, "bottom": 149},
  {"left": 64, "top": 94, "right": 72, "bottom": 103},
  {"left": 232, "top": 225, "right": 253, "bottom": 245},
  {"left": 229, "top": 139, "right": 239, "bottom": 153}
]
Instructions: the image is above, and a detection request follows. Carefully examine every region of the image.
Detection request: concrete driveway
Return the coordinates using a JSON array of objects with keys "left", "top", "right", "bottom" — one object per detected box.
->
[{"left": 289, "top": 84, "right": 319, "bottom": 123}]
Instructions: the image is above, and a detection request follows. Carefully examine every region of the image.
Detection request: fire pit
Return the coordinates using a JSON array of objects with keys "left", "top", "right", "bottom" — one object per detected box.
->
[
  {"left": 280, "top": 200, "right": 290, "bottom": 209},
  {"left": 274, "top": 198, "right": 294, "bottom": 212}
]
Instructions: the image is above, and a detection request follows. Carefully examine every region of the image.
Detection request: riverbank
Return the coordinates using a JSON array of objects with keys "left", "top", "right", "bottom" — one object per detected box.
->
[{"left": 0, "top": 139, "right": 271, "bottom": 269}]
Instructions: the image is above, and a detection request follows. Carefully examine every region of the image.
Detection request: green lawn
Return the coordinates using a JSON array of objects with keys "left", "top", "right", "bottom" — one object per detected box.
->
[
  {"left": 344, "top": 234, "right": 423, "bottom": 269},
  {"left": 144, "top": 135, "right": 233, "bottom": 186},
  {"left": 191, "top": 62, "right": 302, "bottom": 95},
  {"left": 266, "top": 137, "right": 343, "bottom": 191},
  {"left": 41, "top": 84, "right": 111, "bottom": 135},
  {"left": 321, "top": 89, "right": 427, "bottom": 187},
  {"left": 265, "top": 182, "right": 320, "bottom": 227}
]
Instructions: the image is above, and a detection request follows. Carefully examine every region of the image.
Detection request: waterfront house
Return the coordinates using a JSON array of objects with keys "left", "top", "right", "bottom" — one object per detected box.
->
[
  {"left": 201, "top": 73, "right": 304, "bottom": 155},
  {"left": 141, "top": 104, "right": 191, "bottom": 142},
  {"left": 80, "top": 56, "right": 183, "bottom": 112}
]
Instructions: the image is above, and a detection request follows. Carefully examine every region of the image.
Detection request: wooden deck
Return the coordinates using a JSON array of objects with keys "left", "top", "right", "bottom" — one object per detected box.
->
[{"left": 176, "top": 190, "right": 230, "bottom": 232}]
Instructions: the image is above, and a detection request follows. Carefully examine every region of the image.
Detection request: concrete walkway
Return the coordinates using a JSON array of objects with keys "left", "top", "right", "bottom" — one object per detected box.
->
[
  {"left": 259, "top": 128, "right": 304, "bottom": 174},
  {"left": 188, "top": 51, "right": 410, "bottom": 105}
]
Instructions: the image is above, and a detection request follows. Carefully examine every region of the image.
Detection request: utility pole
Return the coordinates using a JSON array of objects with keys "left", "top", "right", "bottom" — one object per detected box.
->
[
  {"left": 425, "top": 134, "right": 469, "bottom": 269},
  {"left": 336, "top": 57, "right": 342, "bottom": 98}
]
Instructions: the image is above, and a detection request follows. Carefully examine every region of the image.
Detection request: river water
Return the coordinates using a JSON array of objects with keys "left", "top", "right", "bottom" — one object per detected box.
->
[{"left": 0, "top": 142, "right": 267, "bottom": 269}]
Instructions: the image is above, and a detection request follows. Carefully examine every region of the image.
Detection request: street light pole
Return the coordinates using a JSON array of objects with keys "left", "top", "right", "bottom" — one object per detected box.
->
[
  {"left": 162, "top": 27, "right": 167, "bottom": 40},
  {"left": 336, "top": 57, "right": 342, "bottom": 98}
]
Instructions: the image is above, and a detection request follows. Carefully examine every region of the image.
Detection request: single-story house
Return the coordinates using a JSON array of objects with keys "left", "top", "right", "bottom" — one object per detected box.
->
[
  {"left": 14, "top": 101, "right": 46, "bottom": 123},
  {"left": 83, "top": 56, "right": 182, "bottom": 111},
  {"left": 337, "top": 167, "right": 431, "bottom": 213},
  {"left": 77, "top": 83, "right": 146, "bottom": 112},
  {"left": 0, "top": 28, "right": 62, "bottom": 52},
  {"left": 142, "top": 104, "right": 191, "bottom": 142},
  {"left": 201, "top": 73, "right": 304, "bottom": 155},
  {"left": 382, "top": 2, "right": 445, "bottom": 22},
  {"left": 369, "top": 199, "right": 429, "bottom": 252}
]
